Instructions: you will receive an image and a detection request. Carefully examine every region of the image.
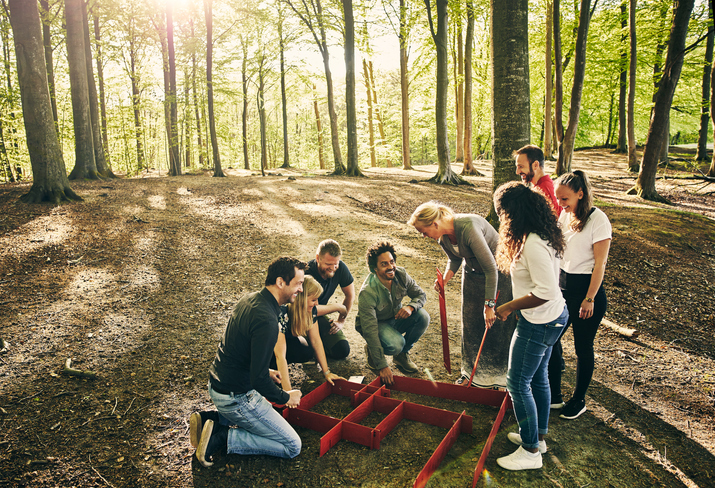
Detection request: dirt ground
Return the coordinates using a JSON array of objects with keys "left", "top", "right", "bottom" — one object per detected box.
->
[{"left": 1, "top": 149, "right": 714, "bottom": 488}]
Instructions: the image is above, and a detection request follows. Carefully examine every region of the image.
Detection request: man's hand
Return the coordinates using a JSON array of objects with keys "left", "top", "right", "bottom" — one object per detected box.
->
[
  {"left": 329, "top": 318, "right": 344, "bottom": 335},
  {"left": 380, "top": 366, "right": 394, "bottom": 386},
  {"left": 269, "top": 369, "right": 282, "bottom": 384},
  {"left": 286, "top": 390, "right": 302, "bottom": 408},
  {"left": 395, "top": 305, "right": 414, "bottom": 320}
]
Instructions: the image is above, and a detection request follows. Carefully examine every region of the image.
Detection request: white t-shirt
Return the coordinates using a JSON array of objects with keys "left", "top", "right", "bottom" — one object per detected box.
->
[
  {"left": 510, "top": 233, "right": 566, "bottom": 324},
  {"left": 559, "top": 207, "right": 612, "bottom": 274}
]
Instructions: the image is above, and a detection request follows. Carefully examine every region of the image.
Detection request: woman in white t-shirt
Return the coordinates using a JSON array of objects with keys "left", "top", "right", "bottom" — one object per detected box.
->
[
  {"left": 548, "top": 170, "right": 612, "bottom": 421},
  {"left": 492, "top": 182, "right": 568, "bottom": 471}
]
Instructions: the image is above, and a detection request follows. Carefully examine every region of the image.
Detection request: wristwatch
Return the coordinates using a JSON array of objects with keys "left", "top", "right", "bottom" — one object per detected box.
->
[
  {"left": 484, "top": 299, "right": 496, "bottom": 308},
  {"left": 584, "top": 297, "right": 594, "bottom": 303}
]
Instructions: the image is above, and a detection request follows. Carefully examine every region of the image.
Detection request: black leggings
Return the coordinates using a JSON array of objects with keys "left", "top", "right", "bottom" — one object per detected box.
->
[
  {"left": 548, "top": 272, "right": 607, "bottom": 403},
  {"left": 270, "top": 332, "right": 315, "bottom": 369}
]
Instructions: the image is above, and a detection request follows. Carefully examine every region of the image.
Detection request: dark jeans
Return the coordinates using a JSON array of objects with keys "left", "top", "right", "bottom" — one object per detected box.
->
[
  {"left": 317, "top": 316, "right": 350, "bottom": 359},
  {"left": 548, "top": 272, "right": 607, "bottom": 403}
]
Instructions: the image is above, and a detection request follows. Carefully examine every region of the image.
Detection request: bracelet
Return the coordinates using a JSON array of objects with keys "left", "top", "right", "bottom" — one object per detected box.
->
[
  {"left": 584, "top": 297, "right": 594, "bottom": 303},
  {"left": 484, "top": 299, "right": 496, "bottom": 308}
]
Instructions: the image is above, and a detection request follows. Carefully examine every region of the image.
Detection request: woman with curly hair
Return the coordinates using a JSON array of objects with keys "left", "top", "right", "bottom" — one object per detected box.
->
[
  {"left": 408, "top": 202, "right": 515, "bottom": 388},
  {"left": 492, "top": 181, "right": 568, "bottom": 471},
  {"left": 273, "top": 275, "right": 345, "bottom": 391},
  {"left": 548, "top": 170, "right": 612, "bottom": 420}
]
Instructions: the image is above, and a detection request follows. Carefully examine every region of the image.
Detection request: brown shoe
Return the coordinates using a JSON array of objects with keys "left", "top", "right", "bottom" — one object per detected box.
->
[
  {"left": 364, "top": 344, "right": 379, "bottom": 371},
  {"left": 393, "top": 351, "right": 418, "bottom": 373}
]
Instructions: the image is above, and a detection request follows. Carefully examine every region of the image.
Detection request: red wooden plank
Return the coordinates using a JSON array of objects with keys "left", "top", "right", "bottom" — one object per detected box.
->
[
  {"left": 402, "top": 401, "right": 473, "bottom": 432},
  {"left": 373, "top": 401, "right": 405, "bottom": 442},
  {"left": 284, "top": 408, "right": 340, "bottom": 433},
  {"left": 436, "top": 267, "right": 451, "bottom": 373},
  {"left": 413, "top": 410, "right": 470, "bottom": 488},
  {"left": 472, "top": 394, "right": 513, "bottom": 487},
  {"left": 389, "top": 376, "right": 507, "bottom": 407}
]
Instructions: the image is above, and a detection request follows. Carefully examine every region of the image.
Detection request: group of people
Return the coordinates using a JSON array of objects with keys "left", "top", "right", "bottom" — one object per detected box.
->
[{"left": 189, "top": 144, "right": 612, "bottom": 474}]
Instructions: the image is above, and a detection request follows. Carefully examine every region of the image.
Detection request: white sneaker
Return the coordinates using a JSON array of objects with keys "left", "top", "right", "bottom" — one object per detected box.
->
[
  {"left": 551, "top": 401, "right": 565, "bottom": 409},
  {"left": 507, "top": 432, "right": 547, "bottom": 453},
  {"left": 497, "top": 446, "right": 543, "bottom": 470}
]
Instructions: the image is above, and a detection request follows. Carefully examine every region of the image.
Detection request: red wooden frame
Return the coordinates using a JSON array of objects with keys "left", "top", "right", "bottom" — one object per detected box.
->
[{"left": 283, "top": 377, "right": 512, "bottom": 488}]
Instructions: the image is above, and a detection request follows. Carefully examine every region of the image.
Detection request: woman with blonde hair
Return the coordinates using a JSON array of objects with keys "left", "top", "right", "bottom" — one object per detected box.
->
[
  {"left": 408, "top": 201, "right": 515, "bottom": 388},
  {"left": 273, "top": 275, "right": 344, "bottom": 391},
  {"left": 492, "top": 181, "right": 568, "bottom": 470}
]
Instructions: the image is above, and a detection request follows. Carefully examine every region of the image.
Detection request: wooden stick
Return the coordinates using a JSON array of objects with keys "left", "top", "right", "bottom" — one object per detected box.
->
[
  {"left": 63, "top": 358, "right": 97, "bottom": 379},
  {"left": 465, "top": 291, "right": 499, "bottom": 387},
  {"left": 602, "top": 319, "right": 639, "bottom": 338}
]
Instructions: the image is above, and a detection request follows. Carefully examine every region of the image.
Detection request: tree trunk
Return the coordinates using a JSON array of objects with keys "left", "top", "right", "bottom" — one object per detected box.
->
[
  {"left": 553, "top": 0, "right": 564, "bottom": 144},
  {"left": 426, "top": 0, "right": 464, "bottom": 185},
  {"left": 628, "top": 0, "right": 694, "bottom": 201},
  {"left": 369, "top": 61, "right": 391, "bottom": 167},
  {"left": 399, "top": 0, "right": 412, "bottom": 170},
  {"left": 82, "top": 1, "right": 113, "bottom": 178},
  {"left": 454, "top": 24, "right": 464, "bottom": 163},
  {"left": 130, "top": 39, "right": 145, "bottom": 172},
  {"left": 709, "top": 0, "right": 715, "bottom": 176},
  {"left": 191, "top": 19, "right": 205, "bottom": 168},
  {"left": 627, "top": 0, "right": 637, "bottom": 171},
  {"left": 8, "top": 0, "right": 80, "bottom": 202},
  {"left": 697, "top": 0, "right": 714, "bottom": 161},
  {"left": 66, "top": 0, "right": 99, "bottom": 181},
  {"left": 615, "top": 1, "right": 628, "bottom": 153},
  {"left": 93, "top": 13, "right": 111, "bottom": 171},
  {"left": 556, "top": 0, "right": 591, "bottom": 175},
  {"left": 313, "top": 83, "right": 325, "bottom": 170},
  {"left": 489, "top": 0, "right": 530, "bottom": 224},
  {"left": 278, "top": 7, "right": 290, "bottom": 169},
  {"left": 241, "top": 38, "right": 249, "bottom": 170},
  {"left": 39, "top": 0, "right": 57, "bottom": 128},
  {"left": 343, "top": 0, "right": 360, "bottom": 176},
  {"left": 166, "top": 3, "right": 181, "bottom": 176},
  {"left": 204, "top": 0, "right": 223, "bottom": 177},
  {"left": 258, "top": 57, "right": 267, "bottom": 177},
  {"left": 462, "top": 0, "right": 478, "bottom": 176},
  {"left": 544, "top": 0, "right": 553, "bottom": 158},
  {"left": 363, "top": 59, "right": 376, "bottom": 167}
]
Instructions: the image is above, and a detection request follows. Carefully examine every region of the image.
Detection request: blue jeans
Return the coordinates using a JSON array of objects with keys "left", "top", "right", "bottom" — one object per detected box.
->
[
  {"left": 208, "top": 383, "right": 301, "bottom": 459},
  {"left": 378, "top": 308, "right": 430, "bottom": 355},
  {"left": 506, "top": 306, "right": 568, "bottom": 450}
]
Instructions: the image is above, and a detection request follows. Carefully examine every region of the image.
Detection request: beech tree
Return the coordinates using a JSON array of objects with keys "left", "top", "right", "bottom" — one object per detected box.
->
[
  {"left": 696, "top": 0, "right": 714, "bottom": 162},
  {"left": 204, "top": 0, "right": 223, "bottom": 177},
  {"left": 343, "top": 0, "right": 361, "bottom": 176},
  {"left": 629, "top": 0, "right": 695, "bottom": 201},
  {"left": 627, "top": 0, "right": 637, "bottom": 170},
  {"left": 489, "top": 0, "right": 529, "bottom": 222},
  {"left": 8, "top": 0, "right": 79, "bottom": 202}
]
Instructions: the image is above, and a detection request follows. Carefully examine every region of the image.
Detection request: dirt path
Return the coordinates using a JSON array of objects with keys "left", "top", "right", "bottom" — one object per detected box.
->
[{"left": 1, "top": 150, "right": 714, "bottom": 487}]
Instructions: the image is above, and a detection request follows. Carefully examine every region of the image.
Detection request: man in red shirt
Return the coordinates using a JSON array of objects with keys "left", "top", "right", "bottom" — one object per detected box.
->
[{"left": 514, "top": 145, "right": 561, "bottom": 216}]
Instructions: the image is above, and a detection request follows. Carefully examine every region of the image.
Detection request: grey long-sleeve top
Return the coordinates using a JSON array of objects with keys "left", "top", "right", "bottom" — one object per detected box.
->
[
  {"left": 439, "top": 214, "right": 499, "bottom": 301},
  {"left": 355, "top": 267, "right": 427, "bottom": 370}
]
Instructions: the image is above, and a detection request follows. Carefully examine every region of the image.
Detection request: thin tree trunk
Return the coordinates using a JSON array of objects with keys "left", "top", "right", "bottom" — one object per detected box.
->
[
  {"left": 184, "top": 70, "right": 191, "bottom": 168},
  {"left": 343, "top": 0, "right": 361, "bottom": 176},
  {"left": 241, "top": 39, "right": 249, "bottom": 170},
  {"left": 66, "top": 0, "right": 98, "bottom": 181},
  {"left": 544, "top": 0, "right": 553, "bottom": 158},
  {"left": 313, "top": 83, "right": 325, "bottom": 170},
  {"left": 454, "top": 25, "right": 464, "bottom": 163},
  {"left": 39, "top": 0, "right": 57, "bottom": 127},
  {"left": 629, "top": 0, "right": 694, "bottom": 201},
  {"left": 709, "top": 0, "right": 715, "bottom": 175},
  {"left": 93, "top": 13, "right": 111, "bottom": 170},
  {"left": 697, "top": 0, "right": 714, "bottom": 161},
  {"left": 167, "top": 3, "right": 181, "bottom": 175},
  {"left": 204, "top": 0, "right": 223, "bottom": 177},
  {"left": 129, "top": 39, "right": 145, "bottom": 172},
  {"left": 489, "top": 0, "right": 530, "bottom": 223},
  {"left": 461, "top": 0, "right": 478, "bottom": 175},
  {"left": 369, "top": 61, "right": 390, "bottom": 167},
  {"left": 191, "top": 19, "right": 204, "bottom": 168},
  {"left": 556, "top": 0, "right": 591, "bottom": 175},
  {"left": 278, "top": 8, "right": 290, "bottom": 169},
  {"left": 553, "top": 0, "right": 564, "bottom": 144},
  {"left": 82, "top": 1, "right": 113, "bottom": 177},
  {"left": 363, "top": 59, "right": 376, "bottom": 167},
  {"left": 616, "top": 0, "right": 628, "bottom": 153},
  {"left": 425, "top": 0, "right": 464, "bottom": 185},
  {"left": 627, "top": 0, "right": 637, "bottom": 171},
  {"left": 258, "top": 56, "right": 267, "bottom": 177},
  {"left": 8, "top": 0, "right": 80, "bottom": 202},
  {"left": 399, "top": 0, "right": 412, "bottom": 170}
]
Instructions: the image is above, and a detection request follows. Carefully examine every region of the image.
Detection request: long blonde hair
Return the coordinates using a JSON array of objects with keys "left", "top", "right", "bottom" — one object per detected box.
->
[
  {"left": 287, "top": 275, "right": 323, "bottom": 337},
  {"left": 408, "top": 201, "right": 455, "bottom": 227}
]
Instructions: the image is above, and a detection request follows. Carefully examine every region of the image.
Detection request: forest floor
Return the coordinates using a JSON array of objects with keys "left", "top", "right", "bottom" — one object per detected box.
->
[{"left": 0, "top": 149, "right": 714, "bottom": 488}]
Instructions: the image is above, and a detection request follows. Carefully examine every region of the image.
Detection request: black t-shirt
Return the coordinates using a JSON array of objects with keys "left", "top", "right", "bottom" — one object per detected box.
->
[
  {"left": 306, "top": 259, "right": 354, "bottom": 305},
  {"left": 278, "top": 305, "right": 318, "bottom": 336}
]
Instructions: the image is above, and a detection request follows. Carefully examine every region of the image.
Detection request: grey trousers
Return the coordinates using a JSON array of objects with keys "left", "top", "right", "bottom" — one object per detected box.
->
[{"left": 460, "top": 267, "right": 516, "bottom": 388}]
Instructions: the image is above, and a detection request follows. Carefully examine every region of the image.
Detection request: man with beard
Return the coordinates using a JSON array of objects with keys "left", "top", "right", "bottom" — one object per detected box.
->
[
  {"left": 355, "top": 241, "right": 429, "bottom": 386},
  {"left": 514, "top": 145, "right": 561, "bottom": 216},
  {"left": 194, "top": 257, "right": 306, "bottom": 467},
  {"left": 306, "top": 239, "right": 354, "bottom": 359}
]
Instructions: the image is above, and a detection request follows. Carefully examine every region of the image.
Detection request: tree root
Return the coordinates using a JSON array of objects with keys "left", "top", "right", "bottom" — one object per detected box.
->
[
  {"left": 63, "top": 358, "right": 97, "bottom": 379},
  {"left": 20, "top": 186, "right": 83, "bottom": 204},
  {"left": 0, "top": 338, "right": 8, "bottom": 353},
  {"left": 426, "top": 172, "right": 473, "bottom": 186},
  {"left": 626, "top": 185, "right": 672, "bottom": 204}
]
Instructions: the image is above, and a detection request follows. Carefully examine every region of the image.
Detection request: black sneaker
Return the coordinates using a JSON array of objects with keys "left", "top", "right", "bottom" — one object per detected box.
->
[
  {"left": 559, "top": 398, "right": 587, "bottom": 420},
  {"left": 190, "top": 411, "right": 220, "bottom": 448},
  {"left": 196, "top": 420, "right": 228, "bottom": 467}
]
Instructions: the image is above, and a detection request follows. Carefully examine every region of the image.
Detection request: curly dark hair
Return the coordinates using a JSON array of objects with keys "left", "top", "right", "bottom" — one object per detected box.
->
[
  {"left": 365, "top": 241, "right": 396, "bottom": 273},
  {"left": 265, "top": 256, "right": 307, "bottom": 286},
  {"left": 493, "top": 181, "right": 565, "bottom": 273}
]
